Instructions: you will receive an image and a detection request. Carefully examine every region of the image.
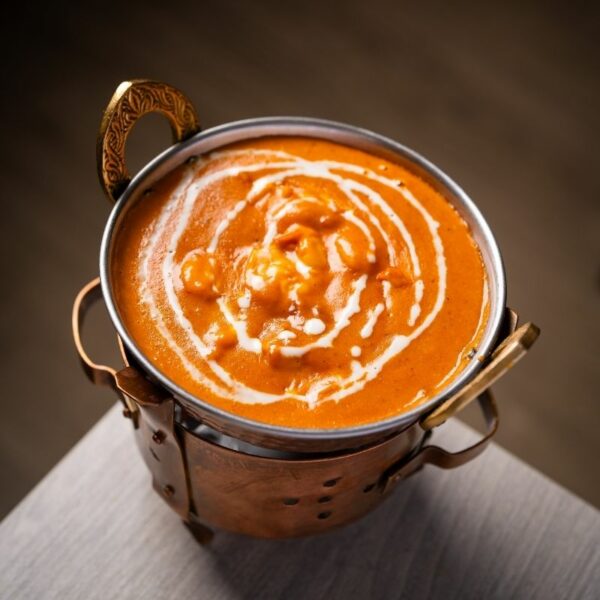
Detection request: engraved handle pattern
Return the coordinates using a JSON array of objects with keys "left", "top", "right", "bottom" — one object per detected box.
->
[{"left": 97, "top": 79, "right": 201, "bottom": 202}]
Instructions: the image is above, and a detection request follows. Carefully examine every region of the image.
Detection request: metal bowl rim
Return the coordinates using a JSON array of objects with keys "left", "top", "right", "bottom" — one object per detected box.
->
[{"left": 100, "top": 116, "right": 506, "bottom": 443}]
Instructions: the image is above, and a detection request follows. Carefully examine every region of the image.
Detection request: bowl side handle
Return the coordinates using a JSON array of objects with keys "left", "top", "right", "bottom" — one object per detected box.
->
[
  {"left": 96, "top": 79, "right": 201, "bottom": 203},
  {"left": 72, "top": 278, "right": 168, "bottom": 422}
]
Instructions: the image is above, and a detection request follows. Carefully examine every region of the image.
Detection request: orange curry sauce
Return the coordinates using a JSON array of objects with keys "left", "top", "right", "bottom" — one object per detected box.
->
[{"left": 112, "top": 137, "right": 488, "bottom": 429}]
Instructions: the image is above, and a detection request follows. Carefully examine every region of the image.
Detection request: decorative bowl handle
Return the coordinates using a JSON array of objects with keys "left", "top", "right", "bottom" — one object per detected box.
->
[{"left": 97, "top": 79, "right": 201, "bottom": 203}]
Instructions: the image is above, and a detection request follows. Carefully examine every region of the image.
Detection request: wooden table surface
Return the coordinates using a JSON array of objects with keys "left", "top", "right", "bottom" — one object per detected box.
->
[{"left": 1, "top": 405, "right": 598, "bottom": 600}]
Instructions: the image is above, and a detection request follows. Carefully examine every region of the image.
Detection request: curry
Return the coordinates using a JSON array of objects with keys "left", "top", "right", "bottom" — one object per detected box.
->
[{"left": 112, "top": 137, "right": 488, "bottom": 429}]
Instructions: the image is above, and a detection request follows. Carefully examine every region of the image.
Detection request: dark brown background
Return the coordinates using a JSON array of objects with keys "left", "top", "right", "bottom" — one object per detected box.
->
[{"left": 1, "top": 0, "right": 598, "bottom": 518}]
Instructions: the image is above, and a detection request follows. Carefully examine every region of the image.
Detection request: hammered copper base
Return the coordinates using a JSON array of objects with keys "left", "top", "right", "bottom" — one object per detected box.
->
[{"left": 179, "top": 422, "right": 424, "bottom": 539}]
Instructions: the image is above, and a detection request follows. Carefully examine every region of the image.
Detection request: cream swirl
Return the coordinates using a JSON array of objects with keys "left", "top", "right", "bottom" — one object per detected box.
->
[{"left": 138, "top": 147, "right": 460, "bottom": 408}]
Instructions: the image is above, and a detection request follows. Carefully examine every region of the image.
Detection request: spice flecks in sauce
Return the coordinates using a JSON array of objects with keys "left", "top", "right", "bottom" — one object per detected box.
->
[{"left": 113, "top": 137, "right": 488, "bottom": 429}]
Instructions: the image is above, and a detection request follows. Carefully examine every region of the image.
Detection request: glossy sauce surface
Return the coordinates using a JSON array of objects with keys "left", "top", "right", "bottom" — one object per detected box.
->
[{"left": 112, "top": 137, "right": 488, "bottom": 429}]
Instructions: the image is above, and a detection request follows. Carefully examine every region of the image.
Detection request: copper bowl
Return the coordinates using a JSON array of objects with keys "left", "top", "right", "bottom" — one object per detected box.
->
[{"left": 73, "top": 80, "right": 539, "bottom": 539}]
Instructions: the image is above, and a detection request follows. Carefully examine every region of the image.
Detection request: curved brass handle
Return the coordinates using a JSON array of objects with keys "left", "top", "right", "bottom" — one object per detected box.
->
[
  {"left": 420, "top": 321, "right": 540, "bottom": 430},
  {"left": 97, "top": 79, "right": 201, "bottom": 203}
]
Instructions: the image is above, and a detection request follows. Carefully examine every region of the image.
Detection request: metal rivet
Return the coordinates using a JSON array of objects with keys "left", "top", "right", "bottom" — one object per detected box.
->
[
  {"left": 143, "top": 188, "right": 154, "bottom": 196},
  {"left": 363, "top": 483, "right": 376, "bottom": 493},
  {"left": 152, "top": 430, "right": 166, "bottom": 444},
  {"left": 318, "top": 496, "right": 332, "bottom": 503},
  {"left": 163, "top": 485, "right": 175, "bottom": 498},
  {"left": 323, "top": 478, "right": 340, "bottom": 487},
  {"left": 186, "top": 155, "right": 198, "bottom": 164},
  {"left": 317, "top": 511, "right": 332, "bottom": 520},
  {"left": 283, "top": 498, "right": 299, "bottom": 506}
]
